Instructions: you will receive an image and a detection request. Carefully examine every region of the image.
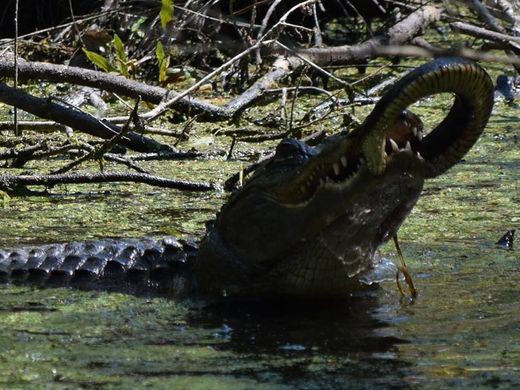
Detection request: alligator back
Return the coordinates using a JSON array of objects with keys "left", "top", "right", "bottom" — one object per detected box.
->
[{"left": 0, "top": 237, "right": 197, "bottom": 294}]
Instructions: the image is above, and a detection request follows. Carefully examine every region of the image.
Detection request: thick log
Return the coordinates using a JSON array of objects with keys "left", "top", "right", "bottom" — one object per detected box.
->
[{"left": 0, "top": 82, "right": 171, "bottom": 153}]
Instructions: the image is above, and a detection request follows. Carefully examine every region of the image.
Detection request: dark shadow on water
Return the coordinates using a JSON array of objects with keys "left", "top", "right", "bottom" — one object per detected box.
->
[{"left": 182, "top": 293, "right": 415, "bottom": 388}]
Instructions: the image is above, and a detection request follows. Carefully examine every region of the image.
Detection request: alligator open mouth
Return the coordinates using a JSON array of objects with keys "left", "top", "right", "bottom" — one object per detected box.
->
[
  {"left": 323, "top": 155, "right": 363, "bottom": 184},
  {"left": 316, "top": 113, "right": 423, "bottom": 185},
  {"left": 286, "top": 109, "right": 424, "bottom": 205}
]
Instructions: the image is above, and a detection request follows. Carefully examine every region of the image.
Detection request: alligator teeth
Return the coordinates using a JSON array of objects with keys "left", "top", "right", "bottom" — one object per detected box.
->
[
  {"left": 412, "top": 127, "right": 417, "bottom": 137},
  {"left": 319, "top": 178, "right": 325, "bottom": 185},
  {"left": 340, "top": 156, "right": 348, "bottom": 167},
  {"left": 333, "top": 163, "right": 341, "bottom": 176},
  {"left": 405, "top": 141, "right": 412, "bottom": 152},
  {"left": 416, "top": 151, "right": 424, "bottom": 161},
  {"left": 417, "top": 131, "right": 423, "bottom": 141},
  {"left": 389, "top": 138, "right": 399, "bottom": 152}
]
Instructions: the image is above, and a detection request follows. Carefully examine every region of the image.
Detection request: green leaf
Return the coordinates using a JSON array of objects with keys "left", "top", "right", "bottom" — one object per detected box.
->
[
  {"left": 156, "top": 41, "right": 165, "bottom": 63},
  {"left": 82, "top": 48, "right": 114, "bottom": 72},
  {"left": 156, "top": 41, "right": 170, "bottom": 83},
  {"left": 0, "top": 190, "right": 10, "bottom": 208},
  {"left": 113, "top": 34, "right": 129, "bottom": 77},
  {"left": 160, "top": 0, "right": 174, "bottom": 31},
  {"left": 130, "top": 17, "right": 147, "bottom": 36},
  {"left": 113, "top": 34, "right": 127, "bottom": 63}
]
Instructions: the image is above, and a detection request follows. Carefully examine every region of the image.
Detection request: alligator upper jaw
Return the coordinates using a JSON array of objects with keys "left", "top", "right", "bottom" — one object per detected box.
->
[{"left": 268, "top": 110, "right": 426, "bottom": 206}]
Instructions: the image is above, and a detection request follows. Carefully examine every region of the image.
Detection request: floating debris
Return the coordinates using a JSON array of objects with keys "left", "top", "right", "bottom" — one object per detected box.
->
[{"left": 496, "top": 229, "right": 515, "bottom": 250}]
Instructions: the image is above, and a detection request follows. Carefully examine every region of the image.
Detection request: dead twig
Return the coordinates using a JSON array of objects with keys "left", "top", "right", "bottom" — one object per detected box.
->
[
  {"left": 52, "top": 98, "right": 143, "bottom": 174},
  {"left": 452, "top": 21, "right": 520, "bottom": 44},
  {"left": 393, "top": 234, "right": 418, "bottom": 301}
]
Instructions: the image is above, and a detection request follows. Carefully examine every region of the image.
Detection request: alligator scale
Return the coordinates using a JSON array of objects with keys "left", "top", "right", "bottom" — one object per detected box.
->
[{"left": 0, "top": 58, "right": 494, "bottom": 298}]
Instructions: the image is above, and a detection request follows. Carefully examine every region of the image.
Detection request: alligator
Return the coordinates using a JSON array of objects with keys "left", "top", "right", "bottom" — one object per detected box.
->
[{"left": 0, "top": 58, "right": 494, "bottom": 298}]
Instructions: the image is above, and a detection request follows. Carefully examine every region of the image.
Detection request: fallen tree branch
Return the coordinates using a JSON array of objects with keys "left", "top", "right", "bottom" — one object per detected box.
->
[
  {"left": 468, "top": 0, "right": 520, "bottom": 73},
  {"left": 0, "top": 58, "right": 230, "bottom": 119},
  {"left": 0, "top": 120, "right": 185, "bottom": 138},
  {"left": 129, "top": 151, "right": 202, "bottom": 161},
  {"left": 223, "top": 5, "right": 442, "bottom": 118},
  {"left": 293, "top": 5, "right": 442, "bottom": 64},
  {"left": 0, "top": 172, "right": 216, "bottom": 193},
  {"left": 0, "top": 120, "right": 69, "bottom": 132},
  {"left": 1, "top": 140, "right": 149, "bottom": 173},
  {"left": 493, "top": 0, "right": 520, "bottom": 33},
  {"left": 469, "top": 0, "right": 507, "bottom": 32},
  {"left": 0, "top": 142, "right": 46, "bottom": 167}
]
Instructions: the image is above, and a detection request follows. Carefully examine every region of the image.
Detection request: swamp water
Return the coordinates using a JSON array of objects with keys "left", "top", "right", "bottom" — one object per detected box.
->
[{"left": 0, "top": 100, "right": 518, "bottom": 388}]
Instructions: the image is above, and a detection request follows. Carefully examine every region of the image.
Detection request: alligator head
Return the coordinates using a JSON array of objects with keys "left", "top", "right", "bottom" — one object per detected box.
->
[{"left": 196, "top": 58, "right": 494, "bottom": 298}]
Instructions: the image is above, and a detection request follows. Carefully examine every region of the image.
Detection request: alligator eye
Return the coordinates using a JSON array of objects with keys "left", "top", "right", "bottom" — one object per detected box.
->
[{"left": 274, "top": 139, "right": 312, "bottom": 161}]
